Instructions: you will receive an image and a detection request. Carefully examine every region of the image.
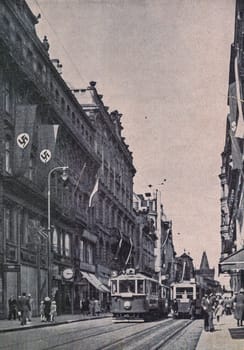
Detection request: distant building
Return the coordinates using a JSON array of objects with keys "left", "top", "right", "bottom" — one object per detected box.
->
[
  {"left": 195, "top": 252, "right": 220, "bottom": 293},
  {"left": 133, "top": 192, "right": 176, "bottom": 284},
  {"left": 175, "top": 252, "right": 195, "bottom": 282},
  {"left": 219, "top": 0, "right": 244, "bottom": 292}
]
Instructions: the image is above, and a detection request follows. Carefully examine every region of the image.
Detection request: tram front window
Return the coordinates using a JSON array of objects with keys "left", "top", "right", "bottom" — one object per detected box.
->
[
  {"left": 119, "top": 280, "right": 135, "bottom": 293},
  {"left": 137, "top": 280, "right": 144, "bottom": 294}
]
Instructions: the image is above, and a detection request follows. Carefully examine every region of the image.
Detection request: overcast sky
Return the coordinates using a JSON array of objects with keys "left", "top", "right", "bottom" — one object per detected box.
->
[{"left": 27, "top": 0, "right": 236, "bottom": 272}]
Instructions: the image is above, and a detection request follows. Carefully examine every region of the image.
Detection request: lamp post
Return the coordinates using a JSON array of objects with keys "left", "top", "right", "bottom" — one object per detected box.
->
[{"left": 47, "top": 166, "right": 69, "bottom": 297}]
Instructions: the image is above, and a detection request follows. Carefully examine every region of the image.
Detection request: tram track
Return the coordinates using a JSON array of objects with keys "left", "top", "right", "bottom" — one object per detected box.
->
[
  {"left": 41, "top": 318, "right": 173, "bottom": 350},
  {"left": 97, "top": 319, "right": 192, "bottom": 350}
]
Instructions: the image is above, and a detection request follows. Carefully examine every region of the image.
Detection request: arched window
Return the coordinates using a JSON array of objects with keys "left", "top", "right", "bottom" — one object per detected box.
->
[{"left": 64, "top": 233, "right": 71, "bottom": 256}]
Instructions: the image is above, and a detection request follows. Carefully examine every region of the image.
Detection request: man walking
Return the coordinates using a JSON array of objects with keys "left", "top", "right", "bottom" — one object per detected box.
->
[{"left": 18, "top": 292, "right": 31, "bottom": 326}]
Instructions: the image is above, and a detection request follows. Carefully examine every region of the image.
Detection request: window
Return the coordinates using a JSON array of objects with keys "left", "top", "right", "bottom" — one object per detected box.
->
[
  {"left": 64, "top": 233, "right": 71, "bottom": 257},
  {"left": 137, "top": 280, "right": 144, "bottom": 294},
  {"left": 4, "top": 208, "right": 11, "bottom": 240},
  {"left": 87, "top": 243, "right": 93, "bottom": 264},
  {"left": 119, "top": 280, "right": 135, "bottom": 293},
  {"left": 4, "top": 81, "right": 11, "bottom": 113},
  {"left": 80, "top": 240, "right": 84, "bottom": 262},
  {"left": 52, "top": 227, "right": 58, "bottom": 253},
  {"left": 60, "top": 232, "right": 63, "bottom": 255},
  {"left": 5, "top": 140, "right": 12, "bottom": 174}
]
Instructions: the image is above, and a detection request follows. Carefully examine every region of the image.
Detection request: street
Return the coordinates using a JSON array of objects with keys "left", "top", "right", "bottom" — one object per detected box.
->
[{"left": 0, "top": 317, "right": 203, "bottom": 350}]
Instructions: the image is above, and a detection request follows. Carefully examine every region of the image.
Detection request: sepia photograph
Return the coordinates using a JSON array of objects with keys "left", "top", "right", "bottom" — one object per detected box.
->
[{"left": 1, "top": 0, "right": 244, "bottom": 349}]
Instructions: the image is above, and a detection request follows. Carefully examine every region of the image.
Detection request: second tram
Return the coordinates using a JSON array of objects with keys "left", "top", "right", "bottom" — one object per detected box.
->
[{"left": 170, "top": 280, "right": 204, "bottom": 318}]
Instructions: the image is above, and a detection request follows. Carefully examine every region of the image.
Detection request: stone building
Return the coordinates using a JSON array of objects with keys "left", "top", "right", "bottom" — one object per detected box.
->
[
  {"left": 0, "top": 0, "right": 103, "bottom": 318},
  {"left": 75, "top": 84, "right": 136, "bottom": 307},
  {"left": 174, "top": 252, "right": 195, "bottom": 282},
  {"left": 0, "top": 0, "right": 136, "bottom": 319},
  {"left": 133, "top": 192, "right": 176, "bottom": 284},
  {"left": 219, "top": 0, "right": 244, "bottom": 292},
  {"left": 133, "top": 193, "right": 157, "bottom": 277}
]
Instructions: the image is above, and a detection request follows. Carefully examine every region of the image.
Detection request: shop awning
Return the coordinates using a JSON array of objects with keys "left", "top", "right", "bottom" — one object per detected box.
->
[
  {"left": 219, "top": 248, "right": 244, "bottom": 273},
  {"left": 81, "top": 271, "right": 110, "bottom": 293}
]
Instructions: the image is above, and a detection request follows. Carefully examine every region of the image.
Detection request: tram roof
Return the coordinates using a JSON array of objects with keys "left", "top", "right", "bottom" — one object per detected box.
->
[{"left": 111, "top": 273, "right": 158, "bottom": 282}]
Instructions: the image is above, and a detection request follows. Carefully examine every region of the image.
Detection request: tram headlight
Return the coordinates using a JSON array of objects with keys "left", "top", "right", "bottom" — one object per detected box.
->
[{"left": 124, "top": 301, "right": 131, "bottom": 310}]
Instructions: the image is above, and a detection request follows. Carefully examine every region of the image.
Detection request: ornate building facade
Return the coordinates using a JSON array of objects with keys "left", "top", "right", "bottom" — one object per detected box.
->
[
  {"left": 0, "top": 0, "right": 136, "bottom": 318},
  {"left": 219, "top": 0, "right": 244, "bottom": 292},
  {"left": 133, "top": 192, "right": 176, "bottom": 285}
]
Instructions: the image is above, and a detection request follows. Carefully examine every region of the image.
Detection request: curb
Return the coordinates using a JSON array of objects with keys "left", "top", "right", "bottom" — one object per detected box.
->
[{"left": 0, "top": 315, "right": 112, "bottom": 333}]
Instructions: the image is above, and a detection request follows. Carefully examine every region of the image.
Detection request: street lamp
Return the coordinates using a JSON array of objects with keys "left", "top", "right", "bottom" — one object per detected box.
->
[{"left": 47, "top": 166, "right": 69, "bottom": 297}]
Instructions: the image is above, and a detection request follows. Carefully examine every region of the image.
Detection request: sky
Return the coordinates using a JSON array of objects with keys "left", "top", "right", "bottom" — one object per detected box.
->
[{"left": 27, "top": 0, "right": 236, "bottom": 272}]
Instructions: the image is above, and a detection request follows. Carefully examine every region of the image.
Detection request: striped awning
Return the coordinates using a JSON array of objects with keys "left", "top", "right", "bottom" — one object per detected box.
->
[{"left": 81, "top": 271, "right": 110, "bottom": 293}]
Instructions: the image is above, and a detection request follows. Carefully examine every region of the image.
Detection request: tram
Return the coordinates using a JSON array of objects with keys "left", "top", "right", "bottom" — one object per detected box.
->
[
  {"left": 170, "top": 280, "right": 204, "bottom": 318},
  {"left": 110, "top": 268, "right": 170, "bottom": 321}
]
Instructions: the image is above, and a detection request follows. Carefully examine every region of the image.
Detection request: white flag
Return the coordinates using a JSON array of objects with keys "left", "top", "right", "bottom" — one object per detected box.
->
[{"left": 88, "top": 177, "right": 99, "bottom": 207}]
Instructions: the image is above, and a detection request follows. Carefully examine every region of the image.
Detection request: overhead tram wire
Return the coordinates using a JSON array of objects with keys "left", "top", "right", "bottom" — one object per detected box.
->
[{"left": 33, "top": 0, "right": 87, "bottom": 87}]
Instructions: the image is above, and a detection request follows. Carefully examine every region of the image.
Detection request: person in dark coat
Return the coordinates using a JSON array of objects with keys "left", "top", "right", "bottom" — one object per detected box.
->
[
  {"left": 8, "top": 296, "right": 17, "bottom": 320},
  {"left": 18, "top": 293, "right": 31, "bottom": 326},
  {"left": 233, "top": 288, "right": 244, "bottom": 326},
  {"left": 172, "top": 299, "right": 178, "bottom": 318},
  {"left": 44, "top": 296, "right": 51, "bottom": 322},
  {"left": 201, "top": 293, "right": 215, "bottom": 332}
]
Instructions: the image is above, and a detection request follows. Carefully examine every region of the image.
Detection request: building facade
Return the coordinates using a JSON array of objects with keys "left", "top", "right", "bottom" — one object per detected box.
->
[
  {"left": 219, "top": 0, "right": 244, "bottom": 292},
  {"left": 133, "top": 192, "right": 176, "bottom": 285},
  {"left": 75, "top": 84, "right": 136, "bottom": 308},
  {"left": 0, "top": 0, "right": 103, "bottom": 318}
]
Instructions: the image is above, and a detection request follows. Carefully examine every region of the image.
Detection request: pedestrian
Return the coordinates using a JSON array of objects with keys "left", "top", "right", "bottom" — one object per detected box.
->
[
  {"left": 17, "top": 296, "right": 22, "bottom": 321},
  {"left": 19, "top": 292, "right": 31, "bottom": 326},
  {"left": 89, "top": 298, "right": 95, "bottom": 316},
  {"left": 27, "top": 293, "right": 33, "bottom": 322},
  {"left": 44, "top": 296, "right": 51, "bottom": 322},
  {"left": 172, "top": 299, "right": 178, "bottom": 318},
  {"left": 233, "top": 288, "right": 244, "bottom": 327},
  {"left": 94, "top": 298, "right": 101, "bottom": 316},
  {"left": 201, "top": 293, "right": 215, "bottom": 332},
  {"left": 80, "top": 298, "right": 84, "bottom": 314},
  {"left": 8, "top": 296, "right": 17, "bottom": 320},
  {"left": 215, "top": 300, "right": 224, "bottom": 323},
  {"left": 40, "top": 301, "right": 45, "bottom": 322},
  {"left": 84, "top": 298, "right": 90, "bottom": 315},
  {"left": 50, "top": 300, "right": 57, "bottom": 322},
  {"left": 189, "top": 300, "right": 196, "bottom": 320}
]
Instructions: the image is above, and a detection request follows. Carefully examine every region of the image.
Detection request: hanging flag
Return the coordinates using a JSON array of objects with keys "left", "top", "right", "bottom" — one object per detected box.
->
[
  {"left": 234, "top": 49, "right": 244, "bottom": 138},
  {"left": 38, "top": 124, "right": 59, "bottom": 162},
  {"left": 73, "top": 162, "right": 87, "bottom": 195},
  {"left": 88, "top": 176, "right": 99, "bottom": 207},
  {"left": 228, "top": 114, "right": 243, "bottom": 170},
  {"left": 37, "top": 124, "right": 59, "bottom": 189},
  {"left": 13, "top": 105, "right": 37, "bottom": 176}
]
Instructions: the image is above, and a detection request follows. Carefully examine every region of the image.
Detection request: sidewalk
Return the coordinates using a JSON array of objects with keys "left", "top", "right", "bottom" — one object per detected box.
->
[
  {"left": 0, "top": 313, "right": 112, "bottom": 333},
  {"left": 196, "top": 314, "right": 244, "bottom": 350}
]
